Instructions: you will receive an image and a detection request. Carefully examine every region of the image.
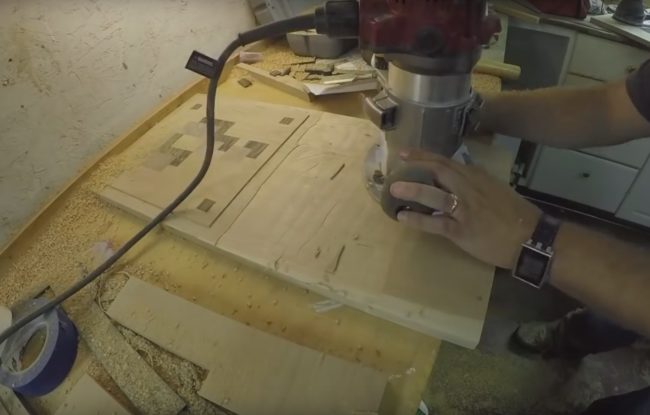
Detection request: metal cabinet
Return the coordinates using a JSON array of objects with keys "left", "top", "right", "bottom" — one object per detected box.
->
[
  {"left": 569, "top": 33, "right": 648, "bottom": 81},
  {"left": 563, "top": 73, "right": 650, "bottom": 169},
  {"left": 582, "top": 140, "right": 650, "bottom": 169},
  {"left": 528, "top": 147, "right": 638, "bottom": 212},
  {"left": 514, "top": 22, "right": 650, "bottom": 225}
]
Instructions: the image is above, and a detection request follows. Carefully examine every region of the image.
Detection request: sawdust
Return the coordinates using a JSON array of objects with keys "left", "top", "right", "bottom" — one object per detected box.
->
[
  {"left": 86, "top": 360, "right": 140, "bottom": 414},
  {"left": 0, "top": 107, "right": 225, "bottom": 412},
  {"left": 472, "top": 73, "right": 502, "bottom": 94},
  {"left": 93, "top": 269, "right": 230, "bottom": 414},
  {"left": 117, "top": 327, "right": 229, "bottom": 415}
]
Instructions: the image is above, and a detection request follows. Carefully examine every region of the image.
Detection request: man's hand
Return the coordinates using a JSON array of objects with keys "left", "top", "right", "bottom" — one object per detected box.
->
[{"left": 390, "top": 150, "right": 541, "bottom": 269}]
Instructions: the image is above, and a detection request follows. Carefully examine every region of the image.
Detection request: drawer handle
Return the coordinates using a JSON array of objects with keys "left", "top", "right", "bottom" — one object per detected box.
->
[{"left": 580, "top": 172, "right": 591, "bottom": 179}]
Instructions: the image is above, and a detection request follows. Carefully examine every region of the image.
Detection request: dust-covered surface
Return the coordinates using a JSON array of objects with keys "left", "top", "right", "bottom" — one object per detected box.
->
[
  {"left": 425, "top": 269, "right": 650, "bottom": 415},
  {"left": 426, "top": 341, "right": 650, "bottom": 415},
  {"left": 0, "top": 107, "right": 232, "bottom": 413}
]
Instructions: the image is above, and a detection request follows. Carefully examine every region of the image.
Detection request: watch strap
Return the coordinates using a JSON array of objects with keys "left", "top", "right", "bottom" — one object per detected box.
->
[{"left": 530, "top": 214, "right": 561, "bottom": 250}]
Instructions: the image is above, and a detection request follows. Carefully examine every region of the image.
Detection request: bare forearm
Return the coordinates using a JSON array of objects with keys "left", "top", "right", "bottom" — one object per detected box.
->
[
  {"left": 550, "top": 222, "right": 650, "bottom": 337},
  {"left": 480, "top": 81, "right": 650, "bottom": 148}
]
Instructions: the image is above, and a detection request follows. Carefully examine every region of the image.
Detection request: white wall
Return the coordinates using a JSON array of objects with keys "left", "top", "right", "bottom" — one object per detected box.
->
[{"left": 0, "top": 0, "right": 255, "bottom": 249}]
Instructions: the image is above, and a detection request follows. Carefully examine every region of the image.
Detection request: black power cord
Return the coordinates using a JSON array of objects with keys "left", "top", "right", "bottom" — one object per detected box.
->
[{"left": 0, "top": 13, "right": 317, "bottom": 350}]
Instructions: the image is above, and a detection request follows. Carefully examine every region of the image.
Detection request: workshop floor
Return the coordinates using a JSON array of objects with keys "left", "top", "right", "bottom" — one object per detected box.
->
[{"left": 424, "top": 215, "right": 650, "bottom": 415}]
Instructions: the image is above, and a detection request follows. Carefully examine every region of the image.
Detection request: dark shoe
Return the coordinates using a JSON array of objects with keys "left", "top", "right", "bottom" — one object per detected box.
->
[
  {"left": 511, "top": 319, "right": 562, "bottom": 357},
  {"left": 511, "top": 311, "right": 587, "bottom": 359}
]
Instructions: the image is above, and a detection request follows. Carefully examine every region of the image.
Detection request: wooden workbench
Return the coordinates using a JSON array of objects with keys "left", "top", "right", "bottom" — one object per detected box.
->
[{"left": 0, "top": 53, "right": 506, "bottom": 414}]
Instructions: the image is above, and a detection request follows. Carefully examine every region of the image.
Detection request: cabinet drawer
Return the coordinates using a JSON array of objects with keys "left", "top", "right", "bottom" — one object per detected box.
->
[
  {"left": 617, "top": 162, "right": 650, "bottom": 226},
  {"left": 564, "top": 74, "right": 600, "bottom": 88},
  {"left": 562, "top": 74, "right": 650, "bottom": 168},
  {"left": 569, "top": 33, "right": 649, "bottom": 81},
  {"left": 582, "top": 139, "right": 650, "bottom": 168},
  {"left": 529, "top": 147, "right": 638, "bottom": 212}
]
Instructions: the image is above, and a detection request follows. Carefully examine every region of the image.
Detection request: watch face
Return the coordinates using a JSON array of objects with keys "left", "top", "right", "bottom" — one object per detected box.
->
[{"left": 515, "top": 247, "right": 551, "bottom": 287}]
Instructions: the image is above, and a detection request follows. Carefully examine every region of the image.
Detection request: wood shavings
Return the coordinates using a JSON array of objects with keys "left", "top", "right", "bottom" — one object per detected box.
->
[
  {"left": 311, "top": 299, "right": 343, "bottom": 313},
  {"left": 116, "top": 327, "right": 224, "bottom": 415}
]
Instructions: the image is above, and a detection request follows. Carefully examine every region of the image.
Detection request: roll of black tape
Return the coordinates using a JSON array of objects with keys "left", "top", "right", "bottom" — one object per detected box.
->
[{"left": 0, "top": 298, "right": 78, "bottom": 396}]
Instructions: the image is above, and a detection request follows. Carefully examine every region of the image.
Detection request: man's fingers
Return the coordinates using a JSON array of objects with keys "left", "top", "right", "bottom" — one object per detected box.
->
[
  {"left": 400, "top": 149, "right": 447, "bottom": 163},
  {"left": 396, "top": 211, "right": 459, "bottom": 238},
  {"left": 390, "top": 182, "right": 455, "bottom": 212},
  {"left": 402, "top": 160, "right": 467, "bottom": 196}
]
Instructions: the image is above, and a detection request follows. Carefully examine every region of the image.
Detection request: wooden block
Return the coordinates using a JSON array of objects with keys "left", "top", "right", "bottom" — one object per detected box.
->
[
  {"left": 54, "top": 374, "right": 130, "bottom": 415},
  {"left": 238, "top": 78, "right": 253, "bottom": 88},
  {"left": 475, "top": 59, "right": 521, "bottom": 81},
  {"left": 107, "top": 278, "right": 387, "bottom": 415}
]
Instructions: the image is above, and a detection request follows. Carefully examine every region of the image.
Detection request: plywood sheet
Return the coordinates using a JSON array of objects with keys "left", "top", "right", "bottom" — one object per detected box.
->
[
  {"left": 216, "top": 112, "right": 494, "bottom": 348},
  {"left": 101, "top": 93, "right": 511, "bottom": 348},
  {"left": 55, "top": 374, "right": 130, "bottom": 415},
  {"left": 107, "top": 278, "right": 387, "bottom": 415}
]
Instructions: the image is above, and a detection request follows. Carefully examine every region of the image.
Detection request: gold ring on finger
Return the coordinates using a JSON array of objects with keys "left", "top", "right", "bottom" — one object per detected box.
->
[{"left": 448, "top": 193, "right": 460, "bottom": 216}]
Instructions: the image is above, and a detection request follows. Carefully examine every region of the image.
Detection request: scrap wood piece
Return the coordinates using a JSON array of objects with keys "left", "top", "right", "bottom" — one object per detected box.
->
[
  {"left": 107, "top": 277, "right": 387, "bottom": 415},
  {"left": 237, "top": 78, "right": 253, "bottom": 88},
  {"left": 237, "top": 63, "right": 313, "bottom": 102},
  {"left": 0, "top": 385, "right": 29, "bottom": 415},
  {"left": 474, "top": 58, "right": 521, "bottom": 81},
  {"left": 54, "top": 374, "right": 130, "bottom": 415},
  {"left": 67, "top": 300, "right": 185, "bottom": 415}
]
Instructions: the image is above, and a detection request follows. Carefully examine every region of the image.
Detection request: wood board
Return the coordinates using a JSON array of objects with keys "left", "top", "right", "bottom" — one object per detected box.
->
[
  {"left": 100, "top": 93, "right": 510, "bottom": 348},
  {"left": 54, "top": 374, "right": 130, "bottom": 415},
  {"left": 107, "top": 277, "right": 387, "bottom": 415}
]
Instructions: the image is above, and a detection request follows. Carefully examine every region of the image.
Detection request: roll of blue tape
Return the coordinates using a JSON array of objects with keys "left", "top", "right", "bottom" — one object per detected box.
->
[{"left": 0, "top": 298, "right": 79, "bottom": 396}]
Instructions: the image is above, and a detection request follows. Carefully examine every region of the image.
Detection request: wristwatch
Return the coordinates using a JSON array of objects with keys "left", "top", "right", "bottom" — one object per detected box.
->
[{"left": 512, "top": 214, "right": 562, "bottom": 288}]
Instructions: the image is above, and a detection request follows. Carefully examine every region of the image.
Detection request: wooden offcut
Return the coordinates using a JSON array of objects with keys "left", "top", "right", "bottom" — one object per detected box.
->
[
  {"left": 107, "top": 278, "right": 387, "bottom": 415},
  {"left": 475, "top": 58, "right": 521, "bottom": 80},
  {"left": 67, "top": 302, "right": 185, "bottom": 415},
  {"left": 54, "top": 374, "right": 130, "bottom": 415}
]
